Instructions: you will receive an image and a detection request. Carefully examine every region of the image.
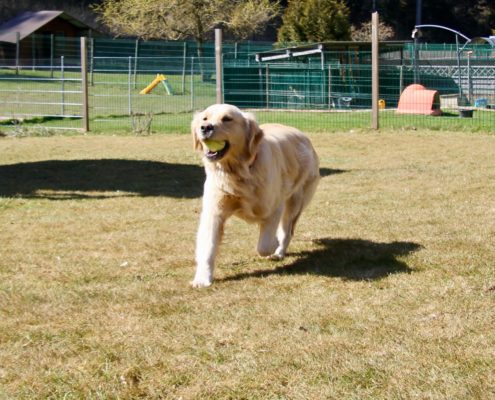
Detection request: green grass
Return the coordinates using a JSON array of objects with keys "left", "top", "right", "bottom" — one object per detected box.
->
[
  {"left": 2, "top": 108, "right": 495, "bottom": 136},
  {"left": 2, "top": 68, "right": 495, "bottom": 134},
  {"left": 1, "top": 130, "right": 494, "bottom": 399}
]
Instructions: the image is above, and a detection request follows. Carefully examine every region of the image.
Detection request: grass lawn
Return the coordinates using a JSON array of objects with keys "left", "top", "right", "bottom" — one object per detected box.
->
[
  {"left": 0, "top": 130, "right": 494, "bottom": 399},
  {"left": 2, "top": 109, "right": 495, "bottom": 136}
]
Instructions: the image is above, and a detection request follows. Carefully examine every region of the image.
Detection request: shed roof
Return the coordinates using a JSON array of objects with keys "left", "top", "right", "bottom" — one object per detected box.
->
[
  {"left": 0, "top": 10, "right": 90, "bottom": 43},
  {"left": 255, "top": 41, "right": 411, "bottom": 62}
]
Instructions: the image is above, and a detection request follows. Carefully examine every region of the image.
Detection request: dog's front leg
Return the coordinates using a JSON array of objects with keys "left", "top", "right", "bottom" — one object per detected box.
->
[
  {"left": 191, "top": 188, "right": 229, "bottom": 288},
  {"left": 192, "top": 210, "right": 225, "bottom": 288}
]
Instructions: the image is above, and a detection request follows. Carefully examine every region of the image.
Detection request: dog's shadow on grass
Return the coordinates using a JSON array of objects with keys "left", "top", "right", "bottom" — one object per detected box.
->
[
  {"left": 320, "top": 167, "right": 346, "bottom": 178},
  {"left": 0, "top": 159, "right": 206, "bottom": 199},
  {"left": 221, "top": 238, "right": 422, "bottom": 282},
  {"left": 0, "top": 161, "right": 345, "bottom": 200}
]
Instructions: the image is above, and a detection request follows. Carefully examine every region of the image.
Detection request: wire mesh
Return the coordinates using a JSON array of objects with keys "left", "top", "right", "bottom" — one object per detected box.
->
[
  {"left": 89, "top": 55, "right": 216, "bottom": 130},
  {"left": 0, "top": 60, "right": 83, "bottom": 130},
  {"left": 1, "top": 35, "right": 494, "bottom": 133}
]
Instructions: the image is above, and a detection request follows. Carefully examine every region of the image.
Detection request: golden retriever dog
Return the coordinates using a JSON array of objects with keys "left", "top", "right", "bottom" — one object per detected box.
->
[{"left": 191, "top": 104, "right": 320, "bottom": 287}]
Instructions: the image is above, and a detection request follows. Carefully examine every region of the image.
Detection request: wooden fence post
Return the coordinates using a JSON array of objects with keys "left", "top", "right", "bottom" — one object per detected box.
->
[
  {"left": 371, "top": 12, "right": 379, "bottom": 130},
  {"left": 215, "top": 28, "right": 223, "bottom": 104}
]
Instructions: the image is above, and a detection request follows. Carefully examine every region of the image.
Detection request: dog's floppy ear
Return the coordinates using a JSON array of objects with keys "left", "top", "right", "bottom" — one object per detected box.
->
[
  {"left": 191, "top": 112, "right": 202, "bottom": 151},
  {"left": 243, "top": 112, "right": 263, "bottom": 162}
]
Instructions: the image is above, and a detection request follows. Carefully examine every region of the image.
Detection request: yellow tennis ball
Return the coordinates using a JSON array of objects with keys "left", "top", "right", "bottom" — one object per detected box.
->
[{"left": 204, "top": 139, "right": 226, "bottom": 152}]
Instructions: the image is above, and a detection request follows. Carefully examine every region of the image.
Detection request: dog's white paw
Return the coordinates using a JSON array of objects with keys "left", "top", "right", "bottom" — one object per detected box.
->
[
  {"left": 191, "top": 265, "right": 213, "bottom": 288},
  {"left": 269, "top": 247, "right": 286, "bottom": 260},
  {"left": 268, "top": 252, "right": 284, "bottom": 261},
  {"left": 190, "top": 274, "right": 213, "bottom": 288},
  {"left": 190, "top": 279, "right": 212, "bottom": 288}
]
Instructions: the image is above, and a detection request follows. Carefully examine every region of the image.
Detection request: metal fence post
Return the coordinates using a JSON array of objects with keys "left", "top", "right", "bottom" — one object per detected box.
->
[
  {"left": 50, "top": 34, "right": 54, "bottom": 78},
  {"left": 371, "top": 11, "right": 379, "bottom": 130},
  {"left": 328, "top": 67, "right": 333, "bottom": 109},
  {"left": 182, "top": 42, "right": 187, "bottom": 94},
  {"left": 61, "top": 56, "right": 65, "bottom": 116},
  {"left": 128, "top": 56, "right": 132, "bottom": 115},
  {"left": 80, "top": 37, "right": 89, "bottom": 132},
  {"left": 399, "top": 64, "right": 404, "bottom": 95},
  {"left": 266, "top": 64, "right": 270, "bottom": 107},
  {"left": 413, "top": 39, "right": 419, "bottom": 83},
  {"left": 31, "top": 34, "right": 35, "bottom": 71},
  {"left": 90, "top": 37, "right": 94, "bottom": 86},
  {"left": 133, "top": 39, "right": 139, "bottom": 89},
  {"left": 456, "top": 35, "right": 462, "bottom": 102},
  {"left": 190, "top": 56, "right": 195, "bottom": 111},
  {"left": 15, "top": 32, "right": 20, "bottom": 75},
  {"left": 467, "top": 51, "right": 473, "bottom": 103}
]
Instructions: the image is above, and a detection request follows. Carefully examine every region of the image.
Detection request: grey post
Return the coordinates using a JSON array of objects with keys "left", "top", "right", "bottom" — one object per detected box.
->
[
  {"left": 265, "top": 64, "right": 270, "bottom": 108},
  {"left": 182, "top": 42, "right": 187, "bottom": 94},
  {"left": 328, "top": 67, "right": 333, "bottom": 109},
  {"left": 61, "top": 56, "right": 65, "bottom": 116},
  {"left": 128, "top": 56, "right": 132, "bottom": 115},
  {"left": 15, "top": 32, "right": 20, "bottom": 75},
  {"left": 80, "top": 37, "right": 89, "bottom": 132},
  {"left": 190, "top": 57, "right": 195, "bottom": 111},
  {"left": 31, "top": 34, "right": 35, "bottom": 71},
  {"left": 90, "top": 37, "right": 94, "bottom": 86},
  {"left": 133, "top": 39, "right": 139, "bottom": 89},
  {"left": 50, "top": 34, "right": 54, "bottom": 78}
]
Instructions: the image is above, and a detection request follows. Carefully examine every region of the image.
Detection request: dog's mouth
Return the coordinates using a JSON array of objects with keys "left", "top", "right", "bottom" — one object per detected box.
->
[{"left": 204, "top": 140, "right": 230, "bottom": 161}]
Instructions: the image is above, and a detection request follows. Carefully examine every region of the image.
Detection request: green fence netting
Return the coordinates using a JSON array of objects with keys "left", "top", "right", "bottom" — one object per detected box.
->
[{"left": 1, "top": 35, "right": 494, "bottom": 133}]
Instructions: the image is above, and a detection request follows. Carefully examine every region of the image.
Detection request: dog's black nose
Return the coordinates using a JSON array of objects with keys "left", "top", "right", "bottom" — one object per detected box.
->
[{"left": 200, "top": 123, "right": 214, "bottom": 137}]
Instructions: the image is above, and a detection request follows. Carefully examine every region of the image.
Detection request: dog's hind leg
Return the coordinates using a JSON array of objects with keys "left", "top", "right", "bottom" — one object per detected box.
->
[
  {"left": 274, "top": 175, "right": 319, "bottom": 259},
  {"left": 257, "top": 205, "right": 283, "bottom": 257},
  {"left": 273, "top": 192, "right": 303, "bottom": 259}
]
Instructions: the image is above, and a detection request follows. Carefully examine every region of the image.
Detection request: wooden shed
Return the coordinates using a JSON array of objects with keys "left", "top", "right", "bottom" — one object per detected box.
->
[{"left": 0, "top": 10, "right": 97, "bottom": 62}]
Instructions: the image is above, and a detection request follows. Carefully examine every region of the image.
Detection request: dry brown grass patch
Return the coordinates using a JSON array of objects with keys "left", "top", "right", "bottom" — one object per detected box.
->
[{"left": 1, "top": 131, "right": 494, "bottom": 399}]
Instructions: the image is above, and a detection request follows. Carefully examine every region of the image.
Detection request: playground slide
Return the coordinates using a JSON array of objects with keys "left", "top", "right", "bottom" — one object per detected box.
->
[{"left": 140, "top": 74, "right": 167, "bottom": 94}]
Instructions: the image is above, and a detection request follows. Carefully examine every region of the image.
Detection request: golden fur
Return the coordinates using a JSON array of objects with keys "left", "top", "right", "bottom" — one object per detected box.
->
[{"left": 191, "top": 104, "right": 320, "bottom": 287}]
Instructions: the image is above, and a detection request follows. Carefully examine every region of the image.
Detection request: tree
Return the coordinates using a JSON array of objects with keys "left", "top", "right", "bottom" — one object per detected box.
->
[
  {"left": 93, "top": 0, "right": 280, "bottom": 80},
  {"left": 277, "top": 0, "right": 351, "bottom": 44},
  {"left": 92, "top": 0, "right": 280, "bottom": 42},
  {"left": 351, "top": 20, "right": 395, "bottom": 41}
]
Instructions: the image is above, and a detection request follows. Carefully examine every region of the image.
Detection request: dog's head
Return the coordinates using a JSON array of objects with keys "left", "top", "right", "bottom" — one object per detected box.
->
[{"left": 192, "top": 104, "right": 263, "bottom": 164}]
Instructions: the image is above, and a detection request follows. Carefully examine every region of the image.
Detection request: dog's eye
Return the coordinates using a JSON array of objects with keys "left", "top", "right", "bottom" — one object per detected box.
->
[
  {"left": 221, "top": 116, "right": 233, "bottom": 122},
  {"left": 203, "top": 117, "right": 207, "bottom": 121}
]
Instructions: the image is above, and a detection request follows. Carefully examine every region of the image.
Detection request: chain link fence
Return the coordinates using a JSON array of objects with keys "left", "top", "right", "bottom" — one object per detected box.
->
[
  {"left": 1, "top": 35, "right": 494, "bottom": 133},
  {"left": 0, "top": 36, "right": 271, "bottom": 133},
  {"left": 89, "top": 55, "right": 216, "bottom": 121}
]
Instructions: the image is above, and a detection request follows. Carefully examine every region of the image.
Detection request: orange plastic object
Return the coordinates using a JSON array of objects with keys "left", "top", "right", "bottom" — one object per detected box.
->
[{"left": 396, "top": 84, "right": 442, "bottom": 116}]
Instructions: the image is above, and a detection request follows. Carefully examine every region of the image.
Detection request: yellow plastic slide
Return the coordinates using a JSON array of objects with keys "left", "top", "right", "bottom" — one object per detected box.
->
[{"left": 140, "top": 74, "right": 166, "bottom": 94}]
